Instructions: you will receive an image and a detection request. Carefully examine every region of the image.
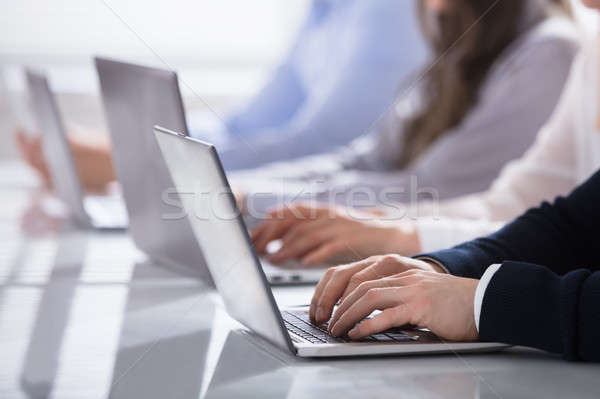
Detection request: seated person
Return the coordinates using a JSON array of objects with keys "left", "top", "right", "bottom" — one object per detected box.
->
[
  {"left": 238, "top": 0, "right": 576, "bottom": 231},
  {"left": 251, "top": 25, "right": 599, "bottom": 266},
  {"left": 17, "top": 0, "right": 427, "bottom": 190},
  {"left": 216, "top": 0, "right": 427, "bottom": 170},
  {"left": 306, "top": 1, "right": 600, "bottom": 361},
  {"left": 251, "top": 0, "right": 582, "bottom": 265},
  {"left": 308, "top": 166, "right": 600, "bottom": 361}
]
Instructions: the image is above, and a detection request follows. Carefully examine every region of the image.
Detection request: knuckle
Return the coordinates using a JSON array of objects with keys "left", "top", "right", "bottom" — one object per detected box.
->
[
  {"left": 331, "top": 267, "right": 346, "bottom": 279},
  {"left": 380, "top": 254, "right": 398, "bottom": 263},
  {"left": 324, "top": 267, "right": 337, "bottom": 278},
  {"left": 381, "top": 276, "right": 397, "bottom": 288},
  {"left": 364, "top": 288, "right": 380, "bottom": 302},
  {"left": 356, "top": 281, "right": 373, "bottom": 294},
  {"left": 319, "top": 295, "right": 337, "bottom": 309},
  {"left": 349, "top": 274, "right": 365, "bottom": 286}
]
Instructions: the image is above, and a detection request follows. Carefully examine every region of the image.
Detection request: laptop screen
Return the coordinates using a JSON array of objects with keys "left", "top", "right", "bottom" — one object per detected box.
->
[
  {"left": 25, "top": 70, "right": 89, "bottom": 225},
  {"left": 95, "top": 57, "right": 213, "bottom": 283},
  {"left": 154, "top": 126, "right": 293, "bottom": 353}
]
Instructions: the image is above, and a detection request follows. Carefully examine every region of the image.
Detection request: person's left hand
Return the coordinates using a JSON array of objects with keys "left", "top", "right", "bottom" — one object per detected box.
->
[
  {"left": 16, "top": 127, "right": 116, "bottom": 193},
  {"left": 311, "top": 259, "right": 479, "bottom": 342}
]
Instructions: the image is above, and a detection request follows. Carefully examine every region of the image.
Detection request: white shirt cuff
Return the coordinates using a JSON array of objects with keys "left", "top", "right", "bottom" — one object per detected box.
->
[
  {"left": 474, "top": 263, "right": 502, "bottom": 332},
  {"left": 417, "top": 218, "right": 503, "bottom": 253}
]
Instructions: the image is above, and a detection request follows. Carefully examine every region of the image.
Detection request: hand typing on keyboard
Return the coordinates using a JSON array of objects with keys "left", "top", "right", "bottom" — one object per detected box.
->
[
  {"left": 282, "top": 310, "right": 417, "bottom": 344},
  {"left": 309, "top": 255, "right": 479, "bottom": 342}
]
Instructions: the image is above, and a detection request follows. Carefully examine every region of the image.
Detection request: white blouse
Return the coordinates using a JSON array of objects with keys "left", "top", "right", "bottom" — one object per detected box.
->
[{"left": 414, "top": 38, "right": 600, "bottom": 253}]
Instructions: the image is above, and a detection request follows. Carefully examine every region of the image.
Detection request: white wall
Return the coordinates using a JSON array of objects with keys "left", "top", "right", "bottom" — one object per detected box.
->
[
  {"left": 1, "top": 0, "right": 303, "bottom": 59},
  {"left": 0, "top": 0, "right": 309, "bottom": 93}
]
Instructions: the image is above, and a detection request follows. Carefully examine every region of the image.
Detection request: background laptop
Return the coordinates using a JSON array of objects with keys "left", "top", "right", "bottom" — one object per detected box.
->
[
  {"left": 94, "top": 57, "right": 322, "bottom": 285},
  {"left": 95, "top": 57, "right": 214, "bottom": 284},
  {"left": 25, "top": 69, "right": 127, "bottom": 230},
  {"left": 155, "top": 126, "right": 509, "bottom": 357}
]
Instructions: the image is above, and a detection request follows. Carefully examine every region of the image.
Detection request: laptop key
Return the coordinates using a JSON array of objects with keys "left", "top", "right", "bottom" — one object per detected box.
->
[
  {"left": 284, "top": 310, "right": 421, "bottom": 344},
  {"left": 371, "top": 334, "right": 396, "bottom": 342},
  {"left": 357, "top": 336, "right": 379, "bottom": 342},
  {"left": 283, "top": 311, "right": 348, "bottom": 344},
  {"left": 387, "top": 333, "right": 419, "bottom": 342}
]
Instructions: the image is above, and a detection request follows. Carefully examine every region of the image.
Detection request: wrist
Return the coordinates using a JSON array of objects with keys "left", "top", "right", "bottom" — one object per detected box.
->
[
  {"left": 413, "top": 256, "right": 449, "bottom": 274},
  {"left": 465, "top": 277, "right": 480, "bottom": 340},
  {"left": 423, "top": 260, "right": 447, "bottom": 274}
]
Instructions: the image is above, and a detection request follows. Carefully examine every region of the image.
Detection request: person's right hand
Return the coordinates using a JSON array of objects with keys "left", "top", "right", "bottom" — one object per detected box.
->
[
  {"left": 251, "top": 203, "right": 421, "bottom": 266},
  {"left": 309, "top": 254, "right": 446, "bottom": 325},
  {"left": 328, "top": 269, "right": 479, "bottom": 342}
]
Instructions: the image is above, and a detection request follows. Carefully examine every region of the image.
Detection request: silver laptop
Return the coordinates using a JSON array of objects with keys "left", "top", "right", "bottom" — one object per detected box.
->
[
  {"left": 25, "top": 69, "right": 127, "bottom": 230},
  {"left": 94, "top": 57, "right": 322, "bottom": 285},
  {"left": 94, "top": 57, "right": 214, "bottom": 283},
  {"left": 155, "top": 126, "right": 509, "bottom": 357}
]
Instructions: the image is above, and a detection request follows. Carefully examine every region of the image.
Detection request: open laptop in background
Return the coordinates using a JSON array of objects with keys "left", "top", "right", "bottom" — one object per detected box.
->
[
  {"left": 25, "top": 69, "right": 127, "bottom": 230},
  {"left": 154, "top": 126, "right": 508, "bottom": 357},
  {"left": 94, "top": 57, "right": 213, "bottom": 284},
  {"left": 94, "top": 57, "right": 323, "bottom": 285}
]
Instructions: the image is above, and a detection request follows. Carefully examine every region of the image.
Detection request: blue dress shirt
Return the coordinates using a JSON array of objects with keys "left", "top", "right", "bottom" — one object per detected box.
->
[{"left": 202, "top": 0, "right": 427, "bottom": 170}]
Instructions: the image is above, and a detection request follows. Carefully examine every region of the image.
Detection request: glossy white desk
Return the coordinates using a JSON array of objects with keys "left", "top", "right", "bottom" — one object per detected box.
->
[{"left": 1, "top": 162, "right": 599, "bottom": 399}]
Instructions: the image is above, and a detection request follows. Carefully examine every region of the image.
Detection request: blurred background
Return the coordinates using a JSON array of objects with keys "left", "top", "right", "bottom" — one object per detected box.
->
[
  {"left": 0, "top": 0, "right": 596, "bottom": 162},
  {"left": 0, "top": 0, "right": 308, "bottom": 160}
]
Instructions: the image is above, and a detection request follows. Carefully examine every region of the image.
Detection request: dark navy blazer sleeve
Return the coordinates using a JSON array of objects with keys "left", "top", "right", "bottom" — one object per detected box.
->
[{"left": 420, "top": 169, "right": 600, "bottom": 361}]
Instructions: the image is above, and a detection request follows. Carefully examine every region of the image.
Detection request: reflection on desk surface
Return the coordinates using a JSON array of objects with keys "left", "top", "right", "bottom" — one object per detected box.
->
[{"left": 1, "top": 162, "right": 600, "bottom": 399}]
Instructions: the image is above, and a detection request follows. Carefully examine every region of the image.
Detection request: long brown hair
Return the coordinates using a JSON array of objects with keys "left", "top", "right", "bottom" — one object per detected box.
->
[{"left": 398, "top": 0, "right": 571, "bottom": 168}]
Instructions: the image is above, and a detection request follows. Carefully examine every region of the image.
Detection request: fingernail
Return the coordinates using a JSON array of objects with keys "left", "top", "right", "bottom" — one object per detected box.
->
[
  {"left": 316, "top": 307, "right": 325, "bottom": 323},
  {"left": 348, "top": 327, "right": 359, "bottom": 339},
  {"left": 330, "top": 323, "right": 341, "bottom": 337}
]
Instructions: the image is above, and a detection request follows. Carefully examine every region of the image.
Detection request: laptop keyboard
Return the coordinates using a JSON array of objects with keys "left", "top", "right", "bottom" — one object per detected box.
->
[{"left": 282, "top": 310, "right": 418, "bottom": 344}]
